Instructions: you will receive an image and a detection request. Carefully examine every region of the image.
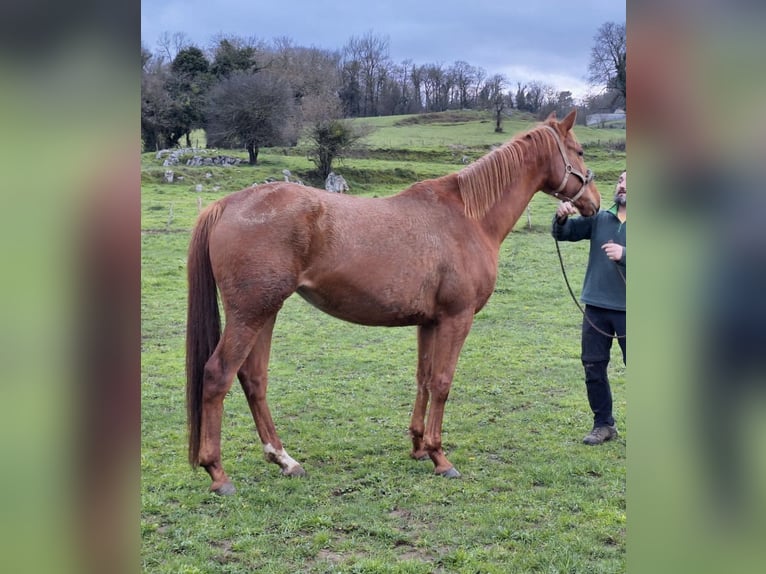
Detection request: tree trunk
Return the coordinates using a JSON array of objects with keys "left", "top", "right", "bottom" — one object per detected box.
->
[
  {"left": 320, "top": 148, "right": 333, "bottom": 180},
  {"left": 247, "top": 142, "right": 259, "bottom": 165},
  {"left": 141, "top": 127, "right": 158, "bottom": 153}
]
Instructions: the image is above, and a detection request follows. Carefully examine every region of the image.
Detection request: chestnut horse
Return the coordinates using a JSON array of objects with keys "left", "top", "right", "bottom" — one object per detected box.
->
[{"left": 186, "top": 110, "right": 599, "bottom": 494}]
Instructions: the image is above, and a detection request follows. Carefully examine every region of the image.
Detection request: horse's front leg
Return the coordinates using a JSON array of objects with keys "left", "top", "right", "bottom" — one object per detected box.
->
[
  {"left": 418, "top": 312, "right": 474, "bottom": 478},
  {"left": 237, "top": 314, "right": 306, "bottom": 478}
]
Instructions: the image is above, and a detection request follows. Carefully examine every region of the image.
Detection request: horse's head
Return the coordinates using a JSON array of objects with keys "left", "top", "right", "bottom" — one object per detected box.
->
[{"left": 540, "top": 110, "right": 600, "bottom": 216}]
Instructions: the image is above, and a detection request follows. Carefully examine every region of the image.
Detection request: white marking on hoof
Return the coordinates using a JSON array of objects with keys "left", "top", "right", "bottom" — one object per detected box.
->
[{"left": 263, "top": 443, "right": 302, "bottom": 474}]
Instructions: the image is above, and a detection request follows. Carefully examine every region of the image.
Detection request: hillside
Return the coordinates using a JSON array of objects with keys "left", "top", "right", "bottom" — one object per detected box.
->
[{"left": 141, "top": 110, "right": 625, "bottom": 205}]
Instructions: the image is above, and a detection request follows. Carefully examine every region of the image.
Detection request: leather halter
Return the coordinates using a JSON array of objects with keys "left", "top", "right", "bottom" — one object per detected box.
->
[{"left": 543, "top": 125, "right": 594, "bottom": 203}]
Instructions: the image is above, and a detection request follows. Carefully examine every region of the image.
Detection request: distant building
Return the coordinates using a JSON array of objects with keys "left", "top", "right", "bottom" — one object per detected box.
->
[{"left": 586, "top": 108, "right": 626, "bottom": 127}]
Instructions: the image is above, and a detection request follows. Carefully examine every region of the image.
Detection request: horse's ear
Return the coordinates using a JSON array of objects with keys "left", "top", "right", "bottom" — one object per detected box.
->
[
  {"left": 559, "top": 110, "right": 577, "bottom": 132},
  {"left": 545, "top": 111, "right": 557, "bottom": 121}
]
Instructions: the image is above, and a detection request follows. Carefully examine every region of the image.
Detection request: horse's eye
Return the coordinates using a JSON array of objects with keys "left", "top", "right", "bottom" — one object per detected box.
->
[{"left": 577, "top": 150, "right": 584, "bottom": 157}]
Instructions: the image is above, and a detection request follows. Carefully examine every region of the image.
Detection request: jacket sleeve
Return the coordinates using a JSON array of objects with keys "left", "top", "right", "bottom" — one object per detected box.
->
[
  {"left": 551, "top": 214, "right": 594, "bottom": 241},
  {"left": 617, "top": 246, "right": 626, "bottom": 267}
]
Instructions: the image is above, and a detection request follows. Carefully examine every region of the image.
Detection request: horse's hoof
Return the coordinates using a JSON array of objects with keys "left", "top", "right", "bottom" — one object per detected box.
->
[
  {"left": 437, "top": 467, "right": 461, "bottom": 479},
  {"left": 212, "top": 481, "right": 236, "bottom": 496},
  {"left": 410, "top": 448, "right": 428, "bottom": 461},
  {"left": 282, "top": 465, "right": 307, "bottom": 477}
]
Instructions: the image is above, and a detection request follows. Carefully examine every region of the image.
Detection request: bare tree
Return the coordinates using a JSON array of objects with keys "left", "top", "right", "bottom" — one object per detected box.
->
[
  {"left": 423, "top": 63, "right": 447, "bottom": 111},
  {"left": 472, "top": 67, "right": 487, "bottom": 109},
  {"left": 482, "top": 74, "right": 507, "bottom": 132},
  {"left": 141, "top": 46, "right": 174, "bottom": 150},
  {"left": 342, "top": 32, "right": 392, "bottom": 116},
  {"left": 539, "top": 90, "right": 576, "bottom": 120},
  {"left": 450, "top": 60, "right": 476, "bottom": 109},
  {"left": 205, "top": 70, "right": 297, "bottom": 164},
  {"left": 380, "top": 60, "right": 412, "bottom": 115},
  {"left": 302, "top": 92, "right": 372, "bottom": 180},
  {"left": 588, "top": 21, "right": 626, "bottom": 108},
  {"left": 359, "top": 32, "right": 391, "bottom": 116},
  {"left": 526, "top": 81, "right": 555, "bottom": 114},
  {"left": 271, "top": 38, "right": 340, "bottom": 99},
  {"left": 409, "top": 63, "right": 424, "bottom": 113},
  {"left": 156, "top": 31, "right": 190, "bottom": 63}
]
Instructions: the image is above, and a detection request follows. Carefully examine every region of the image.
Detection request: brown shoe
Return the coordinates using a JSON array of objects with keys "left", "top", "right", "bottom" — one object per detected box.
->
[{"left": 582, "top": 425, "right": 618, "bottom": 445}]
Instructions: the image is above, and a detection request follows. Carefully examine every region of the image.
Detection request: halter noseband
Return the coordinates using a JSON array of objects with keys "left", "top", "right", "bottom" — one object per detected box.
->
[{"left": 543, "top": 125, "right": 594, "bottom": 203}]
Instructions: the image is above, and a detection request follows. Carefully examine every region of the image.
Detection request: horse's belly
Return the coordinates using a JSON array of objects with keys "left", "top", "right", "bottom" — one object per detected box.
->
[{"left": 295, "top": 285, "right": 429, "bottom": 327}]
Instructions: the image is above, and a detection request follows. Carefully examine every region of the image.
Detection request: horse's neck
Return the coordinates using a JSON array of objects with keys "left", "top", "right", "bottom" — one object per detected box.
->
[
  {"left": 477, "top": 135, "right": 553, "bottom": 245},
  {"left": 481, "top": 176, "right": 541, "bottom": 245}
]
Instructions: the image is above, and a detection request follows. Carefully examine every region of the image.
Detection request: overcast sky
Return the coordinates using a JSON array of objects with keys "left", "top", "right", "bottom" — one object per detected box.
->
[{"left": 141, "top": 0, "right": 625, "bottom": 101}]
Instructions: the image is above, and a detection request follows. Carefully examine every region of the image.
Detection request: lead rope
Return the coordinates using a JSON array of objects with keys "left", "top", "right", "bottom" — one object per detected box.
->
[{"left": 554, "top": 237, "right": 626, "bottom": 340}]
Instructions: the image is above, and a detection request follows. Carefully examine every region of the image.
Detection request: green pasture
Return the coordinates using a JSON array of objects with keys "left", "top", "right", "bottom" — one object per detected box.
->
[
  {"left": 142, "top": 112, "right": 626, "bottom": 572},
  {"left": 156, "top": 110, "right": 625, "bottom": 192}
]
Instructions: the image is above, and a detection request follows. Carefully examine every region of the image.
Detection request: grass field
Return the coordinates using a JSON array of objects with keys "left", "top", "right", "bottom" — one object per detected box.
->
[{"left": 141, "top": 111, "right": 626, "bottom": 573}]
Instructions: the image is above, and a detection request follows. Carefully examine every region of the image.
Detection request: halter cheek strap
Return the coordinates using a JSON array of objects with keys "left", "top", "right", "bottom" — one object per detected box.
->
[{"left": 543, "top": 126, "right": 594, "bottom": 203}]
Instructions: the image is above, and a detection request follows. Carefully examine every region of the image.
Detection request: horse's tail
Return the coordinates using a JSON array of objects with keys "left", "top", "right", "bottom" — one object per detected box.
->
[{"left": 186, "top": 200, "right": 225, "bottom": 467}]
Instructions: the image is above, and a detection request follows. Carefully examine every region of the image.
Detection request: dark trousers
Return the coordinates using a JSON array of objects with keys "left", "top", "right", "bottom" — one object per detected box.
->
[{"left": 581, "top": 305, "right": 626, "bottom": 427}]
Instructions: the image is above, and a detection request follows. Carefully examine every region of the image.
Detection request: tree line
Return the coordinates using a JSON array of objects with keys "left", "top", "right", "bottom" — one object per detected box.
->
[{"left": 142, "top": 25, "right": 625, "bottom": 174}]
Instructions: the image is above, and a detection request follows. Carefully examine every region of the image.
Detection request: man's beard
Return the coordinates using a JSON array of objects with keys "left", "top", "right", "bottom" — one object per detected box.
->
[{"left": 614, "top": 193, "right": 626, "bottom": 206}]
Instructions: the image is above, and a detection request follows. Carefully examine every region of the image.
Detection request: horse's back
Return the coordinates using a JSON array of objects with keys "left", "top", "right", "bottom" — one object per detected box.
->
[{"left": 211, "top": 181, "right": 451, "bottom": 256}]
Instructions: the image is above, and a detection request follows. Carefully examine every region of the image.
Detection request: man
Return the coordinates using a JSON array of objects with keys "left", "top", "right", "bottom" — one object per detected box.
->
[{"left": 552, "top": 171, "right": 626, "bottom": 445}]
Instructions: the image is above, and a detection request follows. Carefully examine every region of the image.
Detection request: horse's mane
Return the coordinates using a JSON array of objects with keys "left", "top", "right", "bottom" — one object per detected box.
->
[{"left": 457, "top": 122, "right": 557, "bottom": 219}]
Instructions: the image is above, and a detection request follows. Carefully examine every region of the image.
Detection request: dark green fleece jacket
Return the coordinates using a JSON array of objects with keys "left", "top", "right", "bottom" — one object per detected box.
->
[{"left": 551, "top": 205, "right": 626, "bottom": 311}]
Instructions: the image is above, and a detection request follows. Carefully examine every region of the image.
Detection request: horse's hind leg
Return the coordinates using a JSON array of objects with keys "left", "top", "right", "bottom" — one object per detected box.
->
[
  {"left": 409, "top": 325, "right": 434, "bottom": 461},
  {"left": 198, "top": 322, "right": 257, "bottom": 495},
  {"left": 237, "top": 314, "right": 306, "bottom": 477}
]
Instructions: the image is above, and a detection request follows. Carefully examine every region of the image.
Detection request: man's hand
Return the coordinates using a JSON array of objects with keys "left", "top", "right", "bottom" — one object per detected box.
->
[
  {"left": 555, "top": 201, "right": 578, "bottom": 224},
  {"left": 602, "top": 241, "right": 624, "bottom": 261}
]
